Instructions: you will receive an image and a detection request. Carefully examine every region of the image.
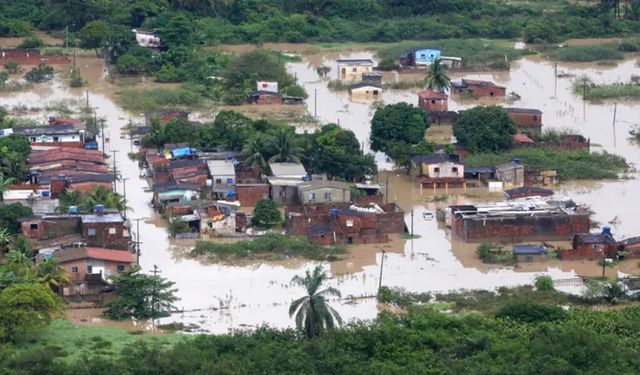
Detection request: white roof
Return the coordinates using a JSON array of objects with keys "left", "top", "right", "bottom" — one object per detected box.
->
[
  {"left": 207, "top": 160, "right": 236, "bottom": 176},
  {"left": 269, "top": 162, "right": 307, "bottom": 178}
]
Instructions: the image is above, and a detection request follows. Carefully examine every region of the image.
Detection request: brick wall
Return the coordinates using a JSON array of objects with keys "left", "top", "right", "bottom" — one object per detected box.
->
[
  {"left": 236, "top": 184, "right": 270, "bottom": 208},
  {"left": 21, "top": 217, "right": 81, "bottom": 239},
  {"left": 419, "top": 97, "right": 448, "bottom": 112},
  {"left": 507, "top": 112, "right": 542, "bottom": 131},
  {"left": 82, "top": 222, "right": 127, "bottom": 249}
]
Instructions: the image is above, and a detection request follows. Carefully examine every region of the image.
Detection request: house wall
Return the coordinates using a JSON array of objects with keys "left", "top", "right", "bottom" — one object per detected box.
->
[
  {"left": 495, "top": 166, "right": 524, "bottom": 188},
  {"left": 507, "top": 111, "right": 542, "bottom": 133},
  {"left": 236, "top": 184, "right": 270, "bottom": 208},
  {"left": 418, "top": 97, "right": 448, "bottom": 112},
  {"left": 350, "top": 86, "right": 382, "bottom": 96},
  {"left": 211, "top": 173, "right": 235, "bottom": 186},
  {"left": 256, "top": 81, "right": 278, "bottom": 93},
  {"left": 21, "top": 217, "right": 81, "bottom": 239},
  {"left": 300, "top": 187, "right": 351, "bottom": 205},
  {"left": 254, "top": 94, "right": 283, "bottom": 105},
  {"left": 61, "top": 258, "right": 132, "bottom": 296},
  {"left": 516, "top": 253, "right": 547, "bottom": 263},
  {"left": 271, "top": 185, "right": 300, "bottom": 206},
  {"left": 338, "top": 65, "right": 373, "bottom": 81},
  {"left": 414, "top": 49, "right": 441, "bottom": 65},
  {"left": 69, "top": 181, "right": 112, "bottom": 194},
  {"left": 456, "top": 84, "right": 505, "bottom": 97},
  {"left": 423, "top": 162, "right": 464, "bottom": 178},
  {"left": 452, "top": 213, "right": 590, "bottom": 243},
  {"left": 82, "top": 222, "right": 127, "bottom": 249},
  {"left": 559, "top": 241, "right": 616, "bottom": 260},
  {"left": 30, "top": 141, "right": 83, "bottom": 148}
]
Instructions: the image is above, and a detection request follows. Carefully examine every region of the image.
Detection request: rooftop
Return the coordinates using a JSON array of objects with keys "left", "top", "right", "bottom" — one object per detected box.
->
[
  {"left": 266, "top": 177, "right": 306, "bottom": 187},
  {"left": 411, "top": 149, "right": 461, "bottom": 165},
  {"left": 81, "top": 213, "right": 124, "bottom": 224},
  {"left": 53, "top": 247, "right": 134, "bottom": 263},
  {"left": 152, "top": 181, "right": 202, "bottom": 192},
  {"left": 575, "top": 233, "right": 617, "bottom": 244},
  {"left": 512, "top": 244, "right": 548, "bottom": 255},
  {"left": 68, "top": 173, "right": 114, "bottom": 184},
  {"left": 14, "top": 124, "right": 81, "bottom": 136},
  {"left": 418, "top": 90, "right": 448, "bottom": 100},
  {"left": 513, "top": 133, "right": 535, "bottom": 143},
  {"left": 336, "top": 59, "right": 374, "bottom": 66},
  {"left": 349, "top": 82, "right": 383, "bottom": 90},
  {"left": 207, "top": 159, "right": 236, "bottom": 176},
  {"left": 505, "top": 187, "right": 554, "bottom": 199},
  {"left": 506, "top": 107, "right": 542, "bottom": 115},
  {"left": 269, "top": 162, "right": 307, "bottom": 178}
]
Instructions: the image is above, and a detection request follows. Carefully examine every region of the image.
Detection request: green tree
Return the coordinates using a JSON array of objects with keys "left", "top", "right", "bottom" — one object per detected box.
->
[
  {"left": 289, "top": 265, "right": 342, "bottom": 339},
  {"left": 69, "top": 66, "right": 85, "bottom": 87},
  {"left": 370, "top": 103, "right": 428, "bottom": 157},
  {"left": 0, "top": 203, "right": 33, "bottom": 234},
  {"left": 78, "top": 20, "right": 110, "bottom": 55},
  {"left": 160, "top": 13, "right": 196, "bottom": 48},
  {"left": 55, "top": 189, "right": 82, "bottom": 213},
  {"left": 24, "top": 63, "right": 54, "bottom": 83},
  {"left": 163, "top": 118, "right": 199, "bottom": 145},
  {"left": 0, "top": 282, "right": 61, "bottom": 342},
  {"left": 311, "top": 124, "right": 376, "bottom": 181},
  {"left": 143, "top": 116, "right": 165, "bottom": 149},
  {"left": 453, "top": 105, "right": 516, "bottom": 153},
  {"left": 534, "top": 275, "right": 555, "bottom": 291},
  {"left": 267, "top": 127, "right": 304, "bottom": 163},
  {"left": 35, "top": 259, "right": 69, "bottom": 294},
  {"left": 0, "top": 228, "right": 10, "bottom": 252},
  {"left": 251, "top": 199, "right": 282, "bottom": 227},
  {"left": 243, "top": 134, "right": 270, "bottom": 173},
  {"left": 495, "top": 300, "right": 567, "bottom": 323},
  {"left": 425, "top": 58, "right": 450, "bottom": 92},
  {"left": 17, "top": 35, "right": 43, "bottom": 48},
  {"left": 104, "top": 266, "right": 178, "bottom": 320},
  {"left": 0, "top": 71, "right": 8, "bottom": 86},
  {"left": 10, "top": 234, "right": 33, "bottom": 258},
  {"left": 0, "top": 173, "right": 16, "bottom": 203}
]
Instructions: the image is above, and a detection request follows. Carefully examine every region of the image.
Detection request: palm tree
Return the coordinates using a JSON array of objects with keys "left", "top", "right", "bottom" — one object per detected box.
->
[
  {"left": 0, "top": 228, "right": 11, "bottom": 252},
  {"left": 268, "top": 128, "right": 304, "bottom": 163},
  {"left": 603, "top": 281, "right": 626, "bottom": 304},
  {"left": 36, "top": 259, "right": 69, "bottom": 294},
  {"left": 289, "top": 265, "right": 342, "bottom": 339},
  {"left": 55, "top": 189, "right": 82, "bottom": 213},
  {"left": 243, "top": 134, "right": 270, "bottom": 173},
  {"left": 425, "top": 58, "right": 451, "bottom": 93},
  {"left": 0, "top": 172, "right": 16, "bottom": 203}
]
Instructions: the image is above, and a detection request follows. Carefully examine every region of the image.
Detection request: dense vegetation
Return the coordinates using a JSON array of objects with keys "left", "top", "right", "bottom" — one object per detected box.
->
[
  {"left": 453, "top": 106, "right": 516, "bottom": 153},
  {"left": 551, "top": 44, "right": 625, "bottom": 62},
  {"left": 190, "top": 233, "right": 346, "bottom": 261},
  {"left": 463, "top": 148, "right": 629, "bottom": 180}
]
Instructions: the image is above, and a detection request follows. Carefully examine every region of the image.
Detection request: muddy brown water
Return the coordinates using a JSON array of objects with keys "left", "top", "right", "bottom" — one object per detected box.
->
[{"left": 1, "top": 46, "right": 639, "bottom": 333}]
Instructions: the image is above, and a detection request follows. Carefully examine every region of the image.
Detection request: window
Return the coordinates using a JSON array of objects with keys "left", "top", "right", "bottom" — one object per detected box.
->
[
  {"left": 346, "top": 219, "right": 354, "bottom": 227},
  {"left": 431, "top": 100, "right": 436, "bottom": 104},
  {"left": 279, "top": 190, "right": 286, "bottom": 197},
  {"left": 87, "top": 265, "right": 93, "bottom": 273},
  {"left": 108, "top": 227, "right": 116, "bottom": 235},
  {"left": 30, "top": 137, "right": 36, "bottom": 142},
  {"left": 262, "top": 83, "right": 268, "bottom": 88},
  {"left": 52, "top": 136, "right": 59, "bottom": 142},
  {"left": 30, "top": 223, "right": 38, "bottom": 230},
  {"left": 532, "top": 115, "right": 538, "bottom": 121},
  {"left": 490, "top": 92, "right": 495, "bottom": 96},
  {"left": 420, "top": 54, "right": 426, "bottom": 58},
  {"left": 373, "top": 90, "right": 379, "bottom": 95},
  {"left": 309, "top": 192, "right": 316, "bottom": 201},
  {"left": 226, "top": 178, "right": 233, "bottom": 184},
  {"left": 71, "top": 266, "right": 78, "bottom": 273},
  {"left": 433, "top": 167, "right": 440, "bottom": 173},
  {"left": 452, "top": 167, "right": 459, "bottom": 173},
  {"left": 215, "top": 178, "right": 222, "bottom": 184},
  {"left": 324, "top": 192, "right": 332, "bottom": 200},
  {"left": 87, "top": 228, "right": 96, "bottom": 236},
  {"left": 117, "top": 265, "right": 125, "bottom": 272},
  {"left": 352, "top": 67, "right": 357, "bottom": 72}
]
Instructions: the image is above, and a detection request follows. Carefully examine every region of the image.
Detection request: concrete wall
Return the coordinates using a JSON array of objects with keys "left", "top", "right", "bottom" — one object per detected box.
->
[
  {"left": 507, "top": 111, "right": 542, "bottom": 133},
  {"left": 422, "top": 162, "right": 464, "bottom": 178},
  {"left": 299, "top": 187, "right": 351, "bottom": 205},
  {"left": 338, "top": 65, "right": 373, "bottom": 81},
  {"left": 419, "top": 97, "right": 448, "bottom": 112}
]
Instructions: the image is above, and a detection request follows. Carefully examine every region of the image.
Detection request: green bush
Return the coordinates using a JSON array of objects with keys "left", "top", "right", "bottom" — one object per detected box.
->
[
  {"left": 24, "top": 63, "right": 54, "bottom": 83},
  {"left": 618, "top": 39, "right": 640, "bottom": 52},
  {"left": 17, "top": 35, "right": 44, "bottom": 49},
  {"left": 251, "top": 199, "right": 282, "bottom": 227},
  {"left": 551, "top": 45, "right": 624, "bottom": 62},
  {"left": 496, "top": 300, "right": 567, "bottom": 323},
  {"left": 534, "top": 275, "right": 555, "bottom": 291},
  {"left": 476, "top": 243, "right": 514, "bottom": 264},
  {"left": 378, "top": 286, "right": 431, "bottom": 307}
]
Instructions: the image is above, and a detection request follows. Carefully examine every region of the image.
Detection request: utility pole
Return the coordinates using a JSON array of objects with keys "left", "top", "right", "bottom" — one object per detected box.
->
[
  {"left": 554, "top": 61, "right": 557, "bottom": 97},
  {"left": 65, "top": 26, "right": 68, "bottom": 48},
  {"left": 86, "top": 89, "right": 89, "bottom": 108},
  {"left": 131, "top": 218, "right": 148, "bottom": 265},
  {"left": 314, "top": 88, "right": 317, "bottom": 119},
  {"left": 121, "top": 177, "right": 129, "bottom": 219},
  {"left": 410, "top": 209, "right": 414, "bottom": 236},
  {"left": 150, "top": 265, "right": 160, "bottom": 319},
  {"left": 378, "top": 250, "right": 386, "bottom": 292},
  {"left": 100, "top": 118, "right": 106, "bottom": 156},
  {"left": 385, "top": 174, "right": 389, "bottom": 205},
  {"left": 602, "top": 252, "right": 606, "bottom": 278},
  {"left": 612, "top": 103, "right": 617, "bottom": 148},
  {"left": 111, "top": 150, "right": 119, "bottom": 193},
  {"left": 582, "top": 79, "right": 587, "bottom": 122}
]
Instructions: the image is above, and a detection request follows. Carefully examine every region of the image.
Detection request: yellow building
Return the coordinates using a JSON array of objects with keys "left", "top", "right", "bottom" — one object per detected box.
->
[{"left": 337, "top": 59, "right": 374, "bottom": 82}]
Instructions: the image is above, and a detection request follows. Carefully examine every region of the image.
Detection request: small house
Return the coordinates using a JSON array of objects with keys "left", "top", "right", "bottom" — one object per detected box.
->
[
  {"left": 235, "top": 183, "right": 270, "bottom": 208},
  {"left": 410, "top": 150, "right": 464, "bottom": 188},
  {"left": 15, "top": 124, "right": 85, "bottom": 148},
  {"left": 80, "top": 210, "right": 128, "bottom": 249},
  {"left": 418, "top": 90, "right": 448, "bottom": 112},
  {"left": 560, "top": 231, "right": 617, "bottom": 260},
  {"left": 440, "top": 56, "right": 463, "bottom": 69},
  {"left": 337, "top": 59, "right": 374, "bottom": 82},
  {"left": 247, "top": 91, "right": 283, "bottom": 105},
  {"left": 399, "top": 48, "right": 441, "bottom": 67},
  {"left": 349, "top": 82, "right": 382, "bottom": 97},
  {"left": 512, "top": 133, "right": 535, "bottom": 148},
  {"left": 494, "top": 160, "right": 524, "bottom": 188},
  {"left": 52, "top": 247, "right": 134, "bottom": 296},
  {"left": 450, "top": 79, "right": 506, "bottom": 97},
  {"left": 618, "top": 237, "right": 640, "bottom": 258},
  {"left": 513, "top": 244, "right": 548, "bottom": 262},
  {"left": 298, "top": 180, "right": 351, "bottom": 205},
  {"left": 134, "top": 30, "right": 161, "bottom": 48},
  {"left": 152, "top": 181, "right": 201, "bottom": 206},
  {"left": 207, "top": 159, "right": 236, "bottom": 187},
  {"left": 506, "top": 108, "right": 542, "bottom": 136},
  {"left": 256, "top": 80, "right": 278, "bottom": 93},
  {"left": 267, "top": 177, "right": 304, "bottom": 207}
]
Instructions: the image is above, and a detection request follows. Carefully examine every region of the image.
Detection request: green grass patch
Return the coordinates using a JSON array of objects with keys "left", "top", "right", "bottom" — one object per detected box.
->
[
  {"left": 13, "top": 320, "right": 185, "bottom": 363},
  {"left": 551, "top": 44, "right": 624, "bottom": 62},
  {"left": 463, "top": 148, "right": 628, "bottom": 180},
  {"left": 117, "top": 85, "right": 212, "bottom": 112},
  {"left": 190, "top": 233, "right": 346, "bottom": 261},
  {"left": 581, "top": 83, "right": 640, "bottom": 100},
  {"left": 377, "top": 39, "right": 533, "bottom": 69},
  {"left": 476, "top": 243, "right": 515, "bottom": 265}
]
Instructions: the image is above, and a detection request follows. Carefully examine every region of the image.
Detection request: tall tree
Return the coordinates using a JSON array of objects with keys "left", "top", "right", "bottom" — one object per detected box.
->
[
  {"left": 425, "top": 58, "right": 450, "bottom": 92},
  {"left": 0, "top": 173, "right": 15, "bottom": 203},
  {"left": 311, "top": 124, "right": 376, "bottom": 181},
  {"left": 453, "top": 105, "right": 516, "bottom": 153},
  {"left": 268, "top": 128, "right": 304, "bottom": 163},
  {"left": 370, "top": 103, "right": 429, "bottom": 156},
  {"left": 55, "top": 189, "right": 82, "bottom": 213},
  {"left": 289, "top": 265, "right": 342, "bottom": 339},
  {"left": 242, "top": 134, "right": 270, "bottom": 173},
  {"left": 36, "top": 259, "right": 69, "bottom": 295},
  {"left": 0, "top": 282, "right": 61, "bottom": 342}
]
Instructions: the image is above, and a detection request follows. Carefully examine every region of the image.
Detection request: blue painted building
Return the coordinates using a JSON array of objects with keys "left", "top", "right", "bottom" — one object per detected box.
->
[{"left": 400, "top": 48, "right": 441, "bottom": 66}]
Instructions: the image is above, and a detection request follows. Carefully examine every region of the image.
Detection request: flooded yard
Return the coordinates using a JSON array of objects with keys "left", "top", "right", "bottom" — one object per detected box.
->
[{"left": 1, "top": 44, "right": 639, "bottom": 333}]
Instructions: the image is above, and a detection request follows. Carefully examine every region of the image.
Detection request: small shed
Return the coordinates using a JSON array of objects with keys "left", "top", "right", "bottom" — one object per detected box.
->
[
  {"left": 247, "top": 91, "right": 283, "bottom": 105},
  {"left": 349, "top": 82, "right": 382, "bottom": 97},
  {"left": 513, "top": 244, "right": 548, "bottom": 262}
]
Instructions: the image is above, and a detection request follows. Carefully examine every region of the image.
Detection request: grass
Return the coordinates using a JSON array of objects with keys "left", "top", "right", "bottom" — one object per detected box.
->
[
  {"left": 551, "top": 44, "right": 624, "bottom": 62},
  {"left": 378, "top": 286, "right": 431, "bottom": 307},
  {"left": 190, "top": 233, "right": 346, "bottom": 261},
  {"left": 117, "top": 85, "right": 212, "bottom": 112},
  {"left": 14, "top": 320, "right": 184, "bottom": 363},
  {"left": 476, "top": 243, "right": 515, "bottom": 265},
  {"left": 376, "top": 39, "right": 533, "bottom": 69},
  {"left": 463, "top": 148, "right": 629, "bottom": 180},
  {"left": 580, "top": 83, "right": 640, "bottom": 100}
]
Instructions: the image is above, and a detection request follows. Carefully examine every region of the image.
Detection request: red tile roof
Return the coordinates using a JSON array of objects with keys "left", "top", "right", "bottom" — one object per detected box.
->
[
  {"left": 418, "top": 90, "right": 448, "bottom": 100},
  {"left": 53, "top": 247, "right": 135, "bottom": 264},
  {"left": 514, "top": 133, "right": 535, "bottom": 143}
]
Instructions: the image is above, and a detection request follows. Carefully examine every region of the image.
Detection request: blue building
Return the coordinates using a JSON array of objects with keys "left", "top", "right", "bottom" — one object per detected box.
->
[{"left": 400, "top": 48, "right": 441, "bottom": 66}]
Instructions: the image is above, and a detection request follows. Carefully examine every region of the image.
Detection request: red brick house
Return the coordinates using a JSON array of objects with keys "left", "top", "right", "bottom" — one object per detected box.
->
[
  {"left": 52, "top": 247, "right": 135, "bottom": 296},
  {"left": 247, "top": 91, "right": 284, "bottom": 105},
  {"left": 451, "top": 79, "right": 506, "bottom": 97},
  {"left": 235, "top": 183, "right": 270, "bottom": 208},
  {"left": 81, "top": 212, "right": 128, "bottom": 249},
  {"left": 559, "top": 233, "right": 617, "bottom": 260},
  {"left": 506, "top": 108, "right": 542, "bottom": 136},
  {"left": 618, "top": 237, "right": 640, "bottom": 259},
  {"left": 418, "top": 90, "right": 448, "bottom": 112}
]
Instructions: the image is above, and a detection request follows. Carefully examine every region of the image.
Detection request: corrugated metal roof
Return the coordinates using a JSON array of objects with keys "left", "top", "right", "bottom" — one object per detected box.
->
[
  {"left": 207, "top": 159, "right": 236, "bottom": 176},
  {"left": 81, "top": 213, "right": 124, "bottom": 223},
  {"left": 269, "top": 162, "right": 307, "bottom": 178}
]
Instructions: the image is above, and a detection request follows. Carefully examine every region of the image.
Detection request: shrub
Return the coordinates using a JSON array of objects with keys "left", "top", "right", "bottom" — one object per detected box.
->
[
  {"left": 24, "top": 63, "right": 54, "bottom": 83},
  {"left": 534, "top": 275, "right": 555, "bottom": 291},
  {"left": 252, "top": 199, "right": 282, "bottom": 227},
  {"left": 477, "top": 243, "right": 514, "bottom": 264},
  {"left": 496, "top": 300, "right": 567, "bottom": 323},
  {"left": 378, "top": 286, "right": 431, "bottom": 307},
  {"left": 3, "top": 61, "right": 19, "bottom": 74},
  {"left": 17, "top": 35, "right": 44, "bottom": 48}
]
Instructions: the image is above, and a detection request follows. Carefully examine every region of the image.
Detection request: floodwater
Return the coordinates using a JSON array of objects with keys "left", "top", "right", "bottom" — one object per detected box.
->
[{"left": 1, "top": 45, "right": 639, "bottom": 333}]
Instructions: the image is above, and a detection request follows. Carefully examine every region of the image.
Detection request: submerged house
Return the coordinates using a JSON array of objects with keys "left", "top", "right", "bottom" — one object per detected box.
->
[
  {"left": 399, "top": 48, "right": 441, "bottom": 67},
  {"left": 559, "top": 231, "right": 617, "bottom": 260},
  {"left": 15, "top": 124, "right": 85, "bottom": 148},
  {"left": 410, "top": 150, "right": 464, "bottom": 188},
  {"left": 134, "top": 30, "right": 161, "bottom": 48},
  {"left": 337, "top": 59, "right": 374, "bottom": 82},
  {"left": 349, "top": 82, "right": 382, "bottom": 97},
  {"left": 505, "top": 108, "right": 542, "bottom": 136},
  {"left": 418, "top": 90, "right": 448, "bottom": 112},
  {"left": 513, "top": 244, "right": 548, "bottom": 262},
  {"left": 451, "top": 79, "right": 506, "bottom": 98},
  {"left": 494, "top": 160, "right": 525, "bottom": 188}
]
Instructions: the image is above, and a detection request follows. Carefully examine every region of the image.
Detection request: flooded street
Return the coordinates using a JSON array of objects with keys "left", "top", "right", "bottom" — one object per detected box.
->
[{"left": 1, "top": 46, "right": 639, "bottom": 333}]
